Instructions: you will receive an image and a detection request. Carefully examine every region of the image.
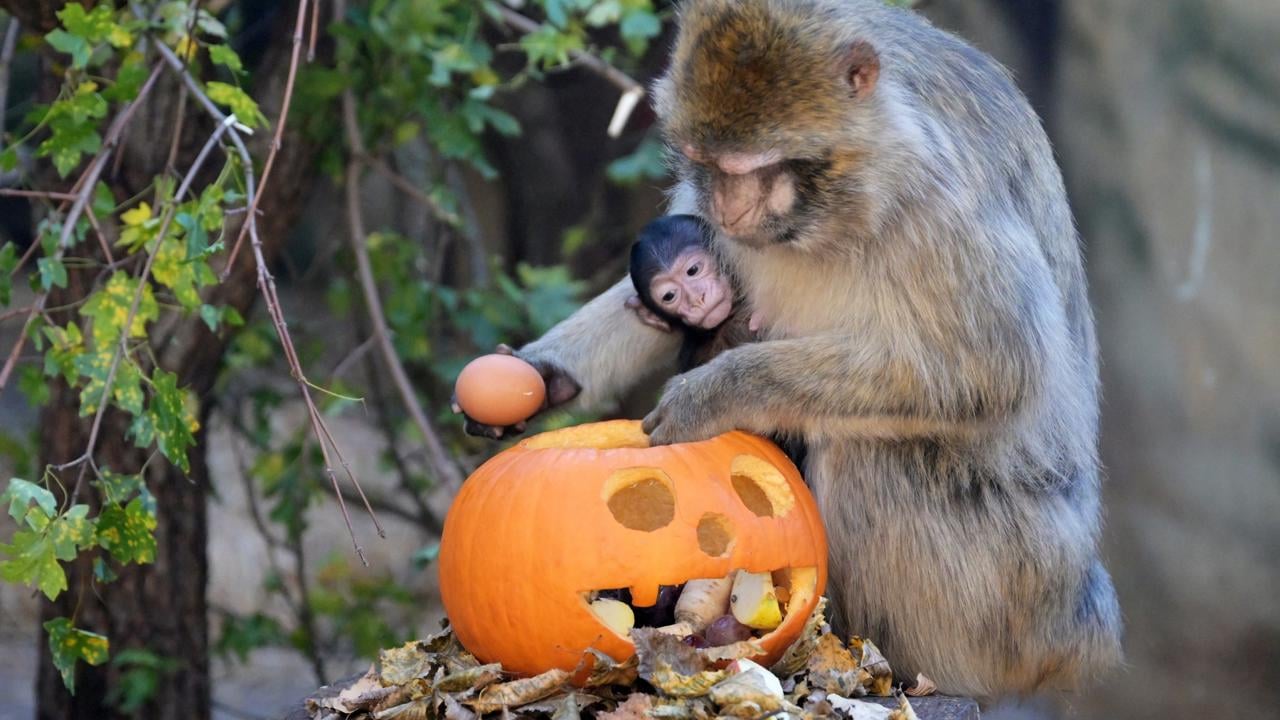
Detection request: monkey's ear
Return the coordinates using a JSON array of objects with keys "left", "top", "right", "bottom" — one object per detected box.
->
[{"left": 844, "top": 40, "right": 880, "bottom": 100}]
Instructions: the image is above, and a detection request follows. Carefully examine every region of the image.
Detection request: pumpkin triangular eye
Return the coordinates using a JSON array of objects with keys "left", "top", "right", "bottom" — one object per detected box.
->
[{"left": 730, "top": 455, "right": 795, "bottom": 518}]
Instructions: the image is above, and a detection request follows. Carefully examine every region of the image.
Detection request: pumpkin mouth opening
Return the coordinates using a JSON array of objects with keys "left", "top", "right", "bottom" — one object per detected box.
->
[{"left": 584, "top": 565, "right": 819, "bottom": 647}]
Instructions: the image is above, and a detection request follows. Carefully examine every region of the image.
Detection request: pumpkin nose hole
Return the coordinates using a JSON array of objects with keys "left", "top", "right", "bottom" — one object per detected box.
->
[
  {"left": 604, "top": 468, "right": 675, "bottom": 531},
  {"left": 730, "top": 455, "right": 796, "bottom": 518},
  {"left": 697, "top": 513, "right": 734, "bottom": 557}
]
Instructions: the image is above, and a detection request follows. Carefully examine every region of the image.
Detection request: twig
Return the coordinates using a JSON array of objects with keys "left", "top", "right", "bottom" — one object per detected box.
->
[
  {"left": 0, "top": 189, "right": 79, "bottom": 201},
  {"left": 492, "top": 6, "right": 645, "bottom": 137},
  {"left": 221, "top": 0, "right": 311, "bottom": 279},
  {"left": 364, "top": 156, "right": 461, "bottom": 227},
  {"left": 154, "top": 30, "right": 385, "bottom": 564},
  {"left": 63, "top": 113, "right": 238, "bottom": 504},
  {"left": 307, "top": 0, "right": 320, "bottom": 63},
  {"left": 0, "top": 63, "right": 165, "bottom": 393},
  {"left": 0, "top": 18, "right": 18, "bottom": 152},
  {"left": 336, "top": 13, "right": 465, "bottom": 493}
]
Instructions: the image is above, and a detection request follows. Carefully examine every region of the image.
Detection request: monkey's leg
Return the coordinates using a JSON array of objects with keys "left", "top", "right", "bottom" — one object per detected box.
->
[{"left": 518, "top": 278, "right": 682, "bottom": 411}]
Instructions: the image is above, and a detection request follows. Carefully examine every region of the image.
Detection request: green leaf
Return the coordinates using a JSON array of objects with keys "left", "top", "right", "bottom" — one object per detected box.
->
[
  {"left": 44, "top": 617, "right": 110, "bottom": 695},
  {"left": 18, "top": 364, "right": 51, "bottom": 407},
  {"left": 606, "top": 134, "right": 668, "bottom": 186},
  {"left": 0, "top": 147, "right": 17, "bottom": 172},
  {"left": 96, "top": 497, "right": 157, "bottom": 565},
  {"left": 48, "top": 505, "right": 95, "bottom": 559},
  {"left": 0, "top": 529, "right": 66, "bottom": 599},
  {"left": 129, "top": 370, "right": 197, "bottom": 474},
  {"left": 1, "top": 478, "right": 56, "bottom": 524},
  {"left": 206, "top": 82, "right": 268, "bottom": 129},
  {"left": 46, "top": 29, "right": 92, "bottom": 69},
  {"left": 0, "top": 242, "right": 15, "bottom": 306},
  {"left": 79, "top": 272, "right": 159, "bottom": 347},
  {"left": 411, "top": 542, "right": 440, "bottom": 568},
  {"left": 208, "top": 44, "right": 244, "bottom": 73},
  {"left": 37, "top": 257, "right": 68, "bottom": 291},
  {"left": 93, "top": 556, "right": 118, "bottom": 584},
  {"left": 96, "top": 469, "right": 147, "bottom": 506}
]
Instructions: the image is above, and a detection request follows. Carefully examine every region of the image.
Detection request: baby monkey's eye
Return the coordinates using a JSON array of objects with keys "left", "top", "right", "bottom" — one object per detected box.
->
[
  {"left": 687, "top": 264, "right": 699, "bottom": 276},
  {"left": 662, "top": 291, "right": 676, "bottom": 303}
]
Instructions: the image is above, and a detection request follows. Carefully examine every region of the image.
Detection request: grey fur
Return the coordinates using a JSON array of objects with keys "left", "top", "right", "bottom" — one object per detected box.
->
[{"left": 521, "top": 0, "right": 1121, "bottom": 699}]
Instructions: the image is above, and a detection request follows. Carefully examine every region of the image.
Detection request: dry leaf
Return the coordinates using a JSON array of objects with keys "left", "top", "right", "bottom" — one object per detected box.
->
[
  {"left": 435, "top": 663, "right": 503, "bottom": 693},
  {"left": 647, "top": 665, "right": 728, "bottom": 697},
  {"left": 771, "top": 597, "right": 828, "bottom": 678},
  {"left": 443, "top": 693, "right": 479, "bottom": 720},
  {"left": 904, "top": 673, "right": 935, "bottom": 697},
  {"left": 467, "top": 668, "right": 571, "bottom": 714},
  {"left": 380, "top": 641, "right": 437, "bottom": 686},
  {"left": 849, "top": 637, "right": 894, "bottom": 696},
  {"left": 699, "top": 638, "right": 766, "bottom": 664},
  {"left": 708, "top": 660, "right": 785, "bottom": 712},
  {"left": 597, "top": 693, "right": 654, "bottom": 720},
  {"left": 888, "top": 691, "right": 920, "bottom": 720},
  {"left": 633, "top": 628, "right": 712, "bottom": 678},
  {"left": 808, "top": 633, "right": 860, "bottom": 675},
  {"left": 582, "top": 649, "right": 639, "bottom": 688},
  {"left": 827, "top": 695, "right": 893, "bottom": 720},
  {"left": 372, "top": 697, "right": 432, "bottom": 720}
]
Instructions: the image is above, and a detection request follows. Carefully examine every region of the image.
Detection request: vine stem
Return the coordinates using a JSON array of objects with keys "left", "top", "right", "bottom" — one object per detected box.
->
[
  {"left": 220, "top": 0, "right": 313, "bottom": 279},
  {"left": 64, "top": 113, "right": 237, "bottom": 504},
  {"left": 0, "top": 63, "right": 165, "bottom": 393},
  {"left": 153, "top": 22, "right": 385, "bottom": 564},
  {"left": 335, "top": 0, "right": 465, "bottom": 495}
]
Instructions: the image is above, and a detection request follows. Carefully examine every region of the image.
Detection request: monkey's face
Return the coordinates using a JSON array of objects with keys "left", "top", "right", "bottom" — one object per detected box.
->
[
  {"left": 656, "top": 0, "right": 880, "bottom": 249},
  {"left": 647, "top": 248, "right": 733, "bottom": 330}
]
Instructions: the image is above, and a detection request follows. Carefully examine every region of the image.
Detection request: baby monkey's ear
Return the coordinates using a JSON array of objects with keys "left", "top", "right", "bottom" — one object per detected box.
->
[{"left": 844, "top": 40, "right": 880, "bottom": 100}]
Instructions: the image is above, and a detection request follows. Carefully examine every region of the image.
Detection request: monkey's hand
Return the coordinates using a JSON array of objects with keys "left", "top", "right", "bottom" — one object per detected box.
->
[
  {"left": 624, "top": 294, "right": 674, "bottom": 332},
  {"left": 642, "top": 364, "right": 734, "bottom": 445},
  {"left": 451, "top": 343, "right": 582, "bottom": 440}
]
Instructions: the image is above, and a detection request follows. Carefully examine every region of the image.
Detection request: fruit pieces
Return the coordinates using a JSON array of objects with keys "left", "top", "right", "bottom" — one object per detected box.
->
[
  {"left": 704, "top": 615, "right": 754, "bottom": 646},
  {"left": 590, "top": 598, "right": 636, "bottom": 636},
  {"left": 729, "top": 570, "right": 783, "bottom": 630},
  {"left": 674, "top": 577, "right": 733, "bottom": 632}
]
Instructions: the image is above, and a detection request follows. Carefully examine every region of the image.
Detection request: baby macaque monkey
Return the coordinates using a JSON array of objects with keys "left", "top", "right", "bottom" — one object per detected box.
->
[{"left": 625, "top": 215, "right": 762, "bottom": 371}]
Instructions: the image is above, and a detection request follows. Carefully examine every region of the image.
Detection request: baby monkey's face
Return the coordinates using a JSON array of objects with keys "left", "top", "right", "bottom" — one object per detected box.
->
[{"left": 648, "top": 248, "right": 733, "bottom": 330}]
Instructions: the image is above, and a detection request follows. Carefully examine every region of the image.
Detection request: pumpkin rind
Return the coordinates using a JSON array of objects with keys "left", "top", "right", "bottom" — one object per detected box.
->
[{"left": 438, "top": 419, "right": 828, "bottom": 678}]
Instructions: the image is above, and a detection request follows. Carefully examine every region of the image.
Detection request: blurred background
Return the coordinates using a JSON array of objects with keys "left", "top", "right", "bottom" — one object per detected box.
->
[{"left": 0, "top": 0, "right": 1276, "bottom": 718}]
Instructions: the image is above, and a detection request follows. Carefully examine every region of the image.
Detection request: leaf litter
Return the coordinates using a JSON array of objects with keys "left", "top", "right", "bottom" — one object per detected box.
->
[{"left": 306, "top": 599, "right": 922, "bottom": 719}]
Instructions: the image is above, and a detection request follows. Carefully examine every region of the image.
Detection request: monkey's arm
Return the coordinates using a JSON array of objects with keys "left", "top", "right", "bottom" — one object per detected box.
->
[
  {"left": 642, "top": 307, "right": 1053, "bottom": 444},
  {"left": 518, "top": 278, "right": 683, "bottom": 411}
]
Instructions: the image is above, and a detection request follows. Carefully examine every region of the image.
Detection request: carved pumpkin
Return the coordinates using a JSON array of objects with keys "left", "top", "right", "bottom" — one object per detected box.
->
[{"left": 438, "top": 419, "right": 828, "bottom": 678}]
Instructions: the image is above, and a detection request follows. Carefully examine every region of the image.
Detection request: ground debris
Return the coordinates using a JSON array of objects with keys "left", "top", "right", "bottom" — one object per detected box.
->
[{"left": 309, "top": 603, "right": 923, "bottom": 719}]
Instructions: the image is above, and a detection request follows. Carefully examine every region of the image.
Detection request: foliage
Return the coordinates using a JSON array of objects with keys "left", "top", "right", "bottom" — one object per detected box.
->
[{"left": 0, "top": 0, "right": 667, "bottom": 700}]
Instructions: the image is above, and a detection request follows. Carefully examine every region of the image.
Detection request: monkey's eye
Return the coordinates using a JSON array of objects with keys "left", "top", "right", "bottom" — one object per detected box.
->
[
  {"left": 687, "top": 264, "right": 699, "bottom": 277},
  {"left": 661, "top": 291, "right": 676, "bottom": 304}
]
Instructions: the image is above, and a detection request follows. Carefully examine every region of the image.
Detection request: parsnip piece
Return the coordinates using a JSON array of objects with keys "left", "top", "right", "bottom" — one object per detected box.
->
[{"left": 674, "top": 577, "right": 733, "bottom": 631}]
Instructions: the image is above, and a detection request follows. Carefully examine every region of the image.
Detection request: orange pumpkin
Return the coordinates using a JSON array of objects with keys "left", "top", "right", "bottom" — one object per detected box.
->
[{"left": 438, "top": 420, "right": 828, "bottom": 678}]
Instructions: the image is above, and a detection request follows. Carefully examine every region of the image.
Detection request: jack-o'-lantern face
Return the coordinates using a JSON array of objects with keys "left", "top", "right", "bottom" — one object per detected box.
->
[{"left": 438, "top": 420, "right": 828, "bottom": 678}]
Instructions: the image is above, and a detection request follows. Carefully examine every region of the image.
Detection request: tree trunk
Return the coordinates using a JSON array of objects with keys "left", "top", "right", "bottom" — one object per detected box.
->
[{"left": 8, "top": 1, "right": 323, "bottom": 716}]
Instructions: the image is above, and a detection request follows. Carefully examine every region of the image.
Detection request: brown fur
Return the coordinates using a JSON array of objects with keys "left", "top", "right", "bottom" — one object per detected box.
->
[{"left": 518, "top": 0, "right": 1121, "bottom": 700}]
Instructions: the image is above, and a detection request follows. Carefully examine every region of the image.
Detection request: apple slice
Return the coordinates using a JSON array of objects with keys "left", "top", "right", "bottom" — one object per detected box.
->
[
  {"left": 729, "top": 570, "right": 782, "bottom": 630},
  {"left": 590, "top": 598, "right": 635, "bottom": 636}
]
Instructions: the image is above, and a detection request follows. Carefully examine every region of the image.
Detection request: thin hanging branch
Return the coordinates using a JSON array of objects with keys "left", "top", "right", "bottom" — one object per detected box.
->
[{"left": 152, "top": 23, "right": 386, "bottom": 564}]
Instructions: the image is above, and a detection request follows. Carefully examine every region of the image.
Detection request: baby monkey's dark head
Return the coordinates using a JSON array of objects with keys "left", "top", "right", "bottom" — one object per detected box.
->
[
  {"left": 656, "top": 0, "right": 883, "bottom": 249},
  {"left": 630, "top": 215, "right": 733, "bottom": 331}
]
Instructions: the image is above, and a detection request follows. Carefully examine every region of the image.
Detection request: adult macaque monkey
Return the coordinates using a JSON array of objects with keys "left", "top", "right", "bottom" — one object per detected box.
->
[{"left": 463, "top": 0, "right": 1122, "bottom": 699}]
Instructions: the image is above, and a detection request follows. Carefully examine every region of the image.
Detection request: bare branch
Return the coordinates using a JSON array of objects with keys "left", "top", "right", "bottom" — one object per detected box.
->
[
  {"left": 153, "top": 24, "right": 385, "bottom": 564},
  {"left": 0, "top": 17, "right": 18, "bottom": 152},
  {"left": 364, "top": 156, "right": 461, "bottom": 227},
  {"left": 221, "top": 0, "right": 311, "bottom": 279},
  {"left": 335, "top": 12, "right": 465, "bottom": 493}
]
